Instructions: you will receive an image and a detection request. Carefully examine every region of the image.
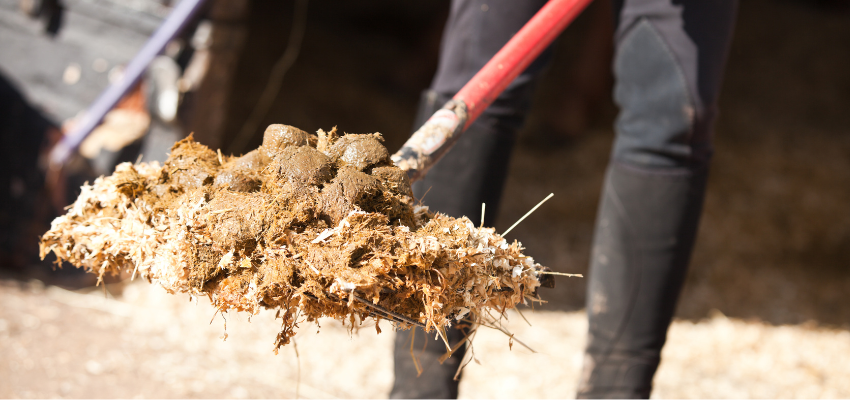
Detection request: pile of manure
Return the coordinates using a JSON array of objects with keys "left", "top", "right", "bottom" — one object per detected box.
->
[{"left": 40, "top": 124, "right": 555, "bottom": 351}]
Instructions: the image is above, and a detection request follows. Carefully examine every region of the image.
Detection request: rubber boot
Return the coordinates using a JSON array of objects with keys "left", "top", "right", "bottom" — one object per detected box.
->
[
  {"left": 576, "top": 162, "right": 709, "bottom": 398},
  {"left": 390, "top": 323, "right": 470, "bottom": 399}
]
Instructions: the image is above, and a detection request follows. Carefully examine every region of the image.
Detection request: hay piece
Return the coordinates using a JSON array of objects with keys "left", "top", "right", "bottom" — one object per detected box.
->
[{"left": 40, "top": 125, "right": 551, "bottom": 351}]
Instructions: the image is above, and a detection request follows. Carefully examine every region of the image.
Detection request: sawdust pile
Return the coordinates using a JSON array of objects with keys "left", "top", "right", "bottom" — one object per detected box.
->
[{"left": 40, "top": 125, "right": 551, "bottom": 350}]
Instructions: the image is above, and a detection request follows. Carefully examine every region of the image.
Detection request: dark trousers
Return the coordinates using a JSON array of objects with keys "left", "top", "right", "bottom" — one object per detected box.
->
[{"left": 391, "top": 0, "right": 738, "bottom": 398}]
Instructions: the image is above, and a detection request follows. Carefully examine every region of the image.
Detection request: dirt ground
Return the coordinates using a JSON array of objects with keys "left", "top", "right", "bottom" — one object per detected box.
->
[
  {"left": 2, "top": 0, "right": 850, "bottom": 398},
  {"left": 2, "top": 278, "right": 850, "bottom": 399}
]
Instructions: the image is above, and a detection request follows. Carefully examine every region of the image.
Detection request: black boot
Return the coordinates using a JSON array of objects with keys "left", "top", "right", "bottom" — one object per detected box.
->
[
  {"left": 576, "top": 162, "right": 709, "bottom": 398},
  {"left": 390, "top": 324, "right": 470, "bottom": 399}
]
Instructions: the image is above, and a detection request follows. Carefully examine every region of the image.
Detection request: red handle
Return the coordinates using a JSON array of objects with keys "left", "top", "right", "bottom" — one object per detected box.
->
[{"left": 454, "top": 0, "right": 594, "bottom": 129}]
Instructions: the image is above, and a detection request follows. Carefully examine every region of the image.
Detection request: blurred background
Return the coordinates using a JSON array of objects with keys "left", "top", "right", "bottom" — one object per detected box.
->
[{"left": 1, "top": 0, "right": 849, "bottom": 397}]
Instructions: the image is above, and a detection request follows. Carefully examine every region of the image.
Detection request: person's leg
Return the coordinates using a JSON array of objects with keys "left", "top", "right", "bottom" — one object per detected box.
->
[
  {"left": 577, "top": 1, "right": 738, "bottom": 398},
  {"left": 390, "top": 1, "right": 547, "bottom": 398}
]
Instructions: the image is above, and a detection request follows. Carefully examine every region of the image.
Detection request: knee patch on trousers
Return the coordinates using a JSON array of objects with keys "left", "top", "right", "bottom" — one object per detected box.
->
[{"left": 612, "top": 19, "right": 706, "bottom": 169}]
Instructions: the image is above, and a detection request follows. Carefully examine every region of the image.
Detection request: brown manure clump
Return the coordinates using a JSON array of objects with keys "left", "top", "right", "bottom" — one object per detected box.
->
[{"left": 40, "top": 124, "right": 552, "bottom": 351}]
